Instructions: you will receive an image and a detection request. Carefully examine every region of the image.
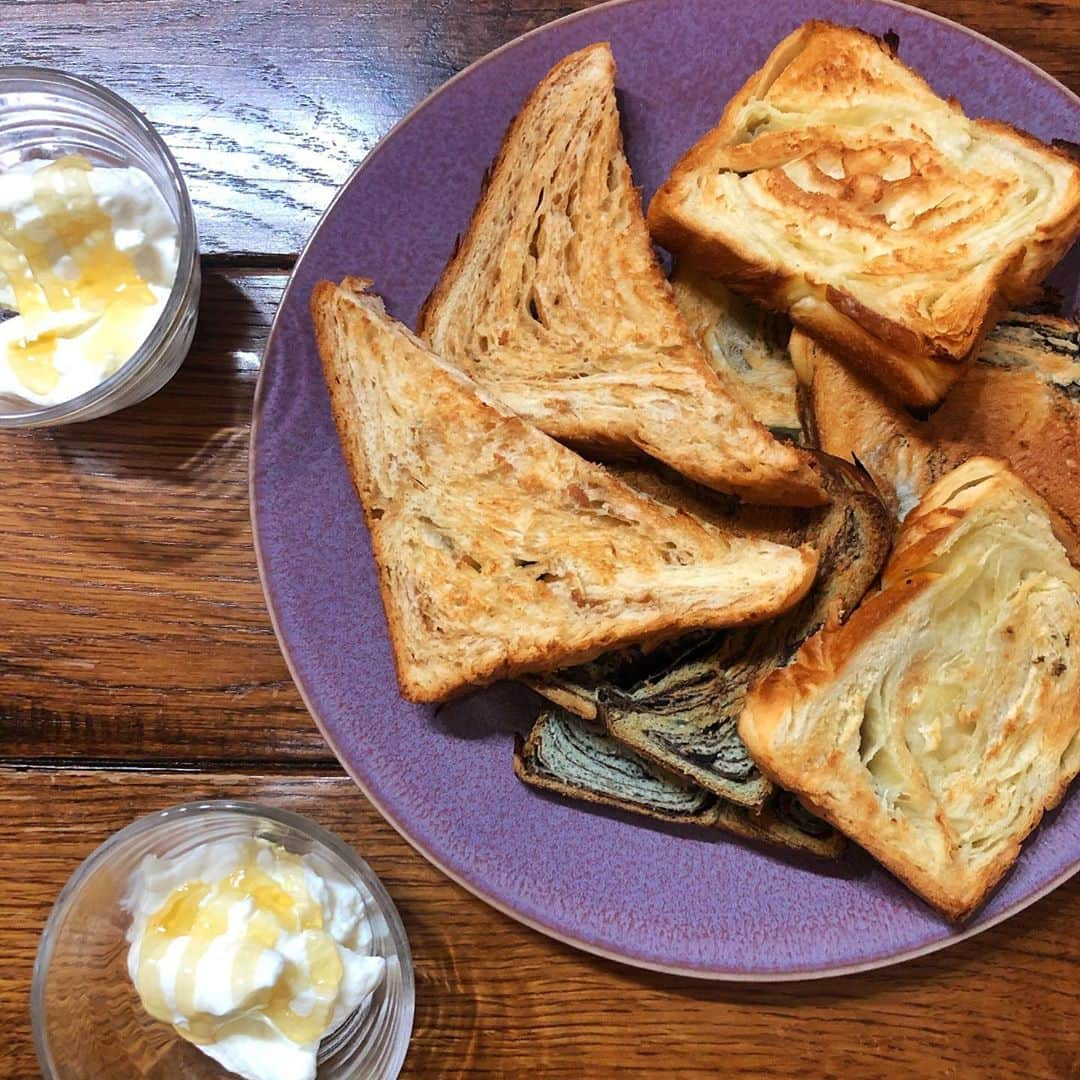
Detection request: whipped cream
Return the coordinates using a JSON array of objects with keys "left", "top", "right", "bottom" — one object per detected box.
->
[
  {"left": 124, "top": 837, "right": 385, "bottom": 1080},
  {"left": 0, "top": 154, "right": 179, "bottom": 406}
]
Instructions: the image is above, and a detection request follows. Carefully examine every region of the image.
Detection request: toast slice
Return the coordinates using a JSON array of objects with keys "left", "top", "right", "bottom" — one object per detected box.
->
[
  {"left": 794, "top": 313, "right": 1080, "bottom": 531},
  {"left": 311, "top": 277, "right": 818, "bottom": 703},
  {"left": 648, "top": 21, "right": 1080, "bottom": 408},
  {"left": 417, "top": 43, "right": 825, "bottom": 506},
  {"left": 740, "top": 458, "right": 1080, "bottom": 919},
  {"left": 514, "top": 706, "right": 844, "bottom": 858},
  {"left": 527, "top": 453, "right": 892, "bottom": 807},
  {"left": 670, "top": 263, "right": 800, "bottom": 439}
]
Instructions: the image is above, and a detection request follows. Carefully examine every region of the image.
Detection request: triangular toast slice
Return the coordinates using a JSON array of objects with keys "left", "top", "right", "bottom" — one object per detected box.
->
[
  {"left": 740, "top": 458, "right": 1080, "bottom": 919},
  {"left": 417, "top": 43, "right": 825, "bottom": 507},
  {"left": 792, "top": 313, "right": 1080, "bottom": 532},
  {"left": 648, "top": 22, "right": 1080, "bottom": 408},
  {"left": 312, "top": 278, "right": 818, "bottom": 703}
]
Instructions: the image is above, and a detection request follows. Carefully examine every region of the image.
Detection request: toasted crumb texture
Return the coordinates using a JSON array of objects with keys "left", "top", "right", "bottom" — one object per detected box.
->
[
  {"left": 418, "top": 43, "right": 824, "bottom": 506},
  {"left": 312, "top": 277, "right": 819, "bottom": 702},
  {"left": 649, "top": 21, "right": 1080, "bottom": 408},
  {"left": 794, "top": 313, "right": 1080, "bottom": 535},
  {"left": 740, "top": 458, "right": 1080, "bottom": 919}
]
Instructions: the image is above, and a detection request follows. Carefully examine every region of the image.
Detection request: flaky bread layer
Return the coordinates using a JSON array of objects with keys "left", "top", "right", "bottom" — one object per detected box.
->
[
  {"left": 418, "top": 43, "right": 826, "bottom": 505},
  {"left": 741, "top": 458, "right": 1080, "bottom": 919}
]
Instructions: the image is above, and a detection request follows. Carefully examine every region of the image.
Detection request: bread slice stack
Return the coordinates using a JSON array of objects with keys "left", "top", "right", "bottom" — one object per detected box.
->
[
  {"left": 527, "top": 454, "right": 891, "bottom": 809},
  {"left": 649, "top": 21, "right": 1080, "bottom": 408},
  {"left": 312, "top": 23, "right": 1080, "bottom": 912},
  {"left": 514, "top": 705, "right": 845, "bottom": 857},
  {"left": 518, "top": 452, "right": 890, "bottom": 855},
  {"left": 312, "top": 277, "right": 816, "bottom": 703},
  {"left": 419, "top": 43, "right": 824, "bottom": 506},
  {"left": 741, "top": 459, "right": 1080, "bottom": 918}
]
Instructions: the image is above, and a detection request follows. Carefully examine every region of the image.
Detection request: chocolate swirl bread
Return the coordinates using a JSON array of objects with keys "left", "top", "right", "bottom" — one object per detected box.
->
[
  {"left": 649, "top": 22, "right": 1080, "bottom": 408},
  {"left": 794, "top": 312, "right": 1080, "bottom": 531},
  {"left": 514, "top": 706, "right": 844, "bottom": 858}
]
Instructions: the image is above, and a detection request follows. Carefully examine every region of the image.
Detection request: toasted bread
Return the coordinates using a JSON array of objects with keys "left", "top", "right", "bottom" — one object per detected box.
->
[
  {"left": 740, "top": 458, "right": 1080, "bottom": 919},
  {"left": 649, "top": 22, "right": 1080, "bottom": 408},
  {"left": 418, "top": 43, "right": 825, "bottom": 506},
  {"left": 526, "top": 453, "right": 892, "bottom": 807},
  {"left": 670, "top": 263, "right": 800, "bottom": 438},
  {"left": 514, "top": 706, "right": 844, "bottom": 857},
  {"left": 794, "top": 313, "right": 1080, "bottom": 532},
  {"left": 311, "top": 277, "right": 818, "bottom": 702}
]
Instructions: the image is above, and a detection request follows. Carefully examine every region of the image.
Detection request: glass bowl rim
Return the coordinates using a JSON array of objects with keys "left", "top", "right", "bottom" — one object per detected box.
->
[
  {"left": 31, "top": 799, "right": 415, "bottom": 1078},
  {"left": 0, "top": 63, "right": 199, "bottom": 428}
]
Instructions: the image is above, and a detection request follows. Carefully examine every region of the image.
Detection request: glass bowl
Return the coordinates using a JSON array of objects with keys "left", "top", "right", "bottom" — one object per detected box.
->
[
  {"left": 32, "top": 801, "right": 415, "bottom": 1079},
  {"left": 0, "top": 66, "right": 200, "bottom": 427}
]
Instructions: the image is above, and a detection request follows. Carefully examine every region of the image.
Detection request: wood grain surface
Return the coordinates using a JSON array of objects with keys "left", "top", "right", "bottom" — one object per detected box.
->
[
  {"left": 1, "top": 0, "right": 1075, "bottom": 256},
  {"left": 0, "top": 271, "right": 327, "bottom": 766},
  {"left": 4, "top": 768, "right": 1078, "bottom": 1080},
  {"left": 1, "top": 2, "right": 1078, "bottom": 1078}
]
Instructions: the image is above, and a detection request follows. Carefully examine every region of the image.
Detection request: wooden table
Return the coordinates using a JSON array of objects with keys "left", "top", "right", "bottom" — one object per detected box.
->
[{"left": 2, "top": 2, "right": 1077, "bottom": 1077}]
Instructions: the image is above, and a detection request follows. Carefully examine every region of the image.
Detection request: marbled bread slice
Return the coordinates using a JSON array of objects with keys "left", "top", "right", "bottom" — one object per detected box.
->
[
  {"left": 670, "top": 263, "right": 800, "bottom": 439},
  {"left": 527, "top": 453, "right": 891, "bottom": 807},
  {"left": 794, "top": 312, "right": 1080, "bottom": 532},
  {"left": 514, "top": 706, "right": 843, "bottom": 857}
]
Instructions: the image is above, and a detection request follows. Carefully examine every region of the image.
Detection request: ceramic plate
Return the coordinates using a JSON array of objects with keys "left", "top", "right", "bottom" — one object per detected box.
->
[{"left": 252, "top": 0, "right": 1080, "bottom": 978}]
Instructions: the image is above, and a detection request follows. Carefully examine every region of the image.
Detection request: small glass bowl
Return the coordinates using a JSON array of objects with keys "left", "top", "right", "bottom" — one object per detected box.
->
[
  {"left": 0, "top": 66, "right": 200, "bottom": 427},
  {"left": 32, "top": 802, "right": 415, "bottom": 1079}
]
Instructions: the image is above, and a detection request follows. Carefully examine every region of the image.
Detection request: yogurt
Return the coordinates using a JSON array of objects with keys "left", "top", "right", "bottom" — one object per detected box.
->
[
  {"left": 0, "top": 154, "right": 179, "bottom": 405},
  {"left": 124, "top": 837, "right": 385, "bottom": 1080}
]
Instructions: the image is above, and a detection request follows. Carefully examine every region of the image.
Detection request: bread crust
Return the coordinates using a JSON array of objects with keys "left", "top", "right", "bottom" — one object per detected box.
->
[
  {"left": 648, "top": 22, "right": 1080, "bottom": 408},
  {"left": 312, "top": 278, "right": 819, "bottom": 702},
  {"left": 740, "top": 458, "right": 1080, "bottom": 919}
]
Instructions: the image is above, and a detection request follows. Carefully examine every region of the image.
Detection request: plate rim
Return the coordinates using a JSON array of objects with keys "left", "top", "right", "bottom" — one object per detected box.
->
[{"left": 249, "top": 0, "right": 1080, "bottom": 981}]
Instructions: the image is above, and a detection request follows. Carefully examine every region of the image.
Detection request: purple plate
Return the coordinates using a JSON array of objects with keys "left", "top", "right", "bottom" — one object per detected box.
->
[{"left": 252, "top": 0, "right": 1080, "bottom": 978}]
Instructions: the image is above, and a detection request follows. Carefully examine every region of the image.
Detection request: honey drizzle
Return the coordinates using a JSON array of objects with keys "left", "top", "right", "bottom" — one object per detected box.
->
[
  {"left": 133, "top": 841, "right": 347, "bottom": 1049},
  {"left": 0, "top": 154, "right": 157, "bottom": 395}
]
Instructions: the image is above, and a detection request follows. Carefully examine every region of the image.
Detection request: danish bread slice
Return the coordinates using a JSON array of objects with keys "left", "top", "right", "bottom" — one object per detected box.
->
[
  {"left": 649, "top": 22, "right": 1080, "bottom": 408},
  {"left": 527, "top": 452, "right": 892, "bottom": 808},
  {"left": 312, "top": 278, "right": 818, "bottom": 703},
  {"left": 740, "top": 458, "right": 1080, "bottom": 919},
  {"left": 418, "top": 43, "right": 824, "bottom": 506},
  {"left": 794, "top": 313, "right": 1080, "bottom": 531}
]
